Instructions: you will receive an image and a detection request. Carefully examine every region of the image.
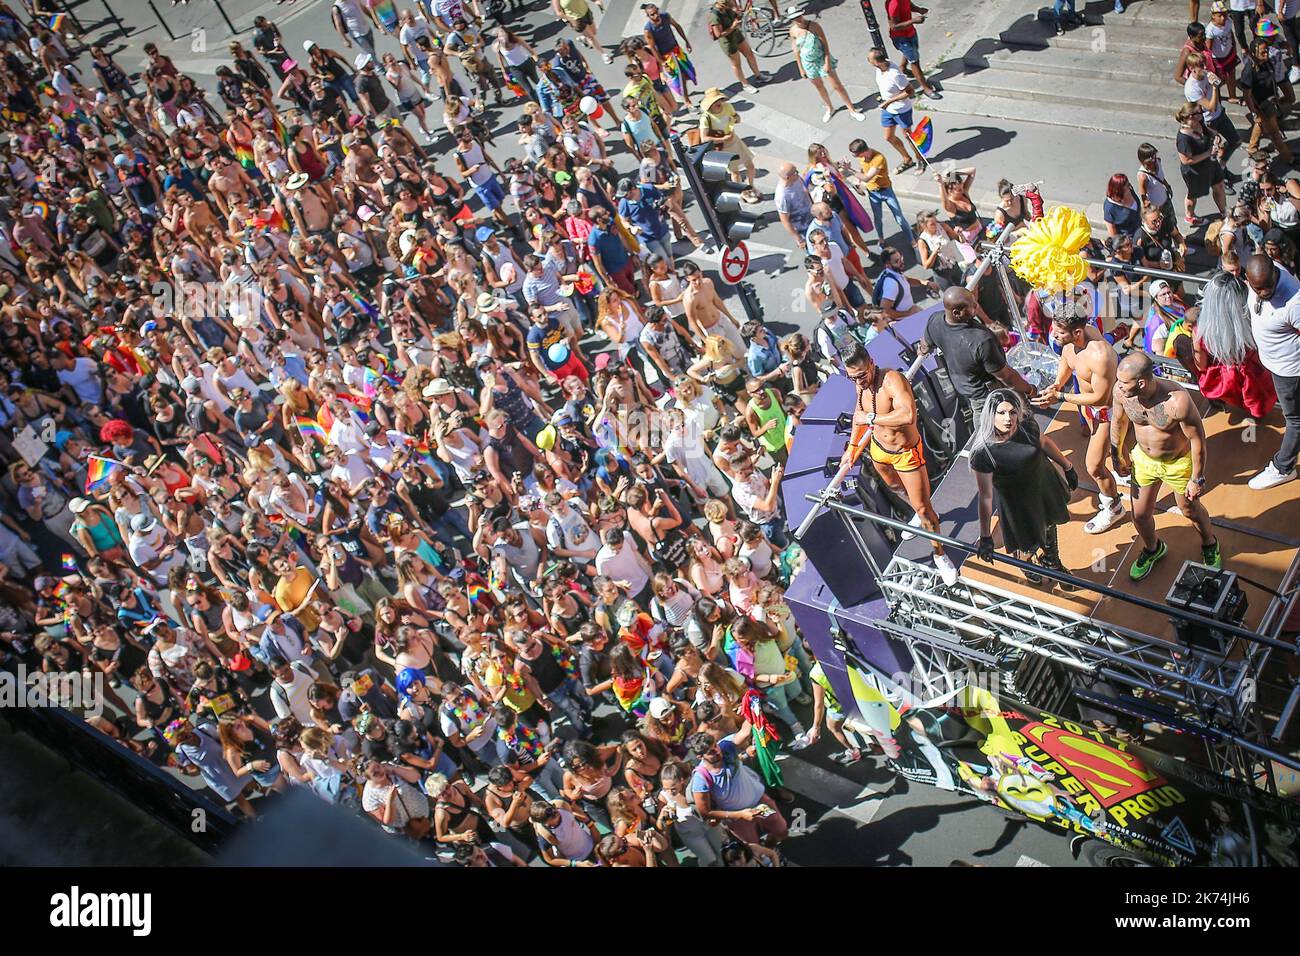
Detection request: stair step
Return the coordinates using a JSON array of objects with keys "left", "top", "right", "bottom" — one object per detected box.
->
[
  {"left": 917, "top": 90, "right": 1177, "bottom": 140},
  {"left": 941, "top": 68, "right": 1186, "bottom": 118},
  {"left": 998, "top": 17, "right": 1190, "bottom": 57},
  {"left": 969, "top": 45, "right": 1180, "bottom": 84}
]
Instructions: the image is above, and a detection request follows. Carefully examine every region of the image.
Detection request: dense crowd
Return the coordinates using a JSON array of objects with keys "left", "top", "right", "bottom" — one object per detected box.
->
[{"left": 0, "top": 0, "right": 955, "bottom": 868}]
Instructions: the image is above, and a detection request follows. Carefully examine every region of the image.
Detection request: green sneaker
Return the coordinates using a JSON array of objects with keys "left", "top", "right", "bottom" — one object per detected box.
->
[
  {"left": 1129, "top": 539, "right": 1168, "bottom": 581},
  {"left": 1202, "top": 539, "right": 1222, "bottom": 570}
]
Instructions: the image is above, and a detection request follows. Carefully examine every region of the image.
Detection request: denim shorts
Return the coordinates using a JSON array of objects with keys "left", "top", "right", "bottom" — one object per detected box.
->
[
  {"left": 474, "top": 175, "right": 506, "bottom": 211},
  {"left": 892, "top": 34, "right": 920, "bottom": 64}
]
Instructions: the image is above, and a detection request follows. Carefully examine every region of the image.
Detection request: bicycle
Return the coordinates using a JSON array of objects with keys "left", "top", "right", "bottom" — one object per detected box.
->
[{"left": 738, "top": 0, "right": 792, "bottom": 58}]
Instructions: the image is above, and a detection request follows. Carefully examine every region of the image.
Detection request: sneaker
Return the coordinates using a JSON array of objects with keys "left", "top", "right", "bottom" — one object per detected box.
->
[
  {"left": 743, "top": 83, "right": 760, "bottom": 95},
  {"left": 933, "top": 552, "right": 959, "bottom": 586},
  {"left": 1084, "top": 501, "right": 1125, "bottom": 534},
  {"left": 1290, "top": 65, "right": 1300, "bottom": 84},
  {"left": 849, "top": 109, "right": 866, "bottom": 122},
  {"left": 1248, "top": 461, "right": 1297, "bottom": 489},
  {"left": 1128, "top": 539, "right": 1168, "bottom": 581},
  {"left": 822, "top": 107, "right": 834, "bottom": 121},
  {"left": 924, "top": 88, "right": 943, "bottom": 100},
  {"left": 830, "top": 748, "right": 863, "bottom": 765},
  {"left": 1184, "top": 215, "right": 1208, "bottom": 227},
  {"left": 1055, "top": 22, "right": 1065, "bottom": 34},
  {"left": 754, "top": 72, "right": 771, "bottom": 86},
  {"left": 602, "top": 52, "right": 615, "bottom": 65},
  {"left": 1202, "top": 539, "right": 1223, "bottom": 570},
  {"left": 789, "top": 731, "right": 813, "bottom": 751},
  {"left": 901, "top": 513, "right": 922, "bottom": 540}
]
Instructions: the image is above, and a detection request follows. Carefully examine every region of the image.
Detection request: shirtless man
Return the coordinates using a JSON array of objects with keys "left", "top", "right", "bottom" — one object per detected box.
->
[
  {"left": 205, "top": 152, "right": 257, "bottom": 219},
  {"left": 680, "top": 260, "right": 745, "bottom": 356},
  {"left": 1110, "top": 352, "right": 1219, "bottom": 582},
  {"left": 839, "top": 340, "right": 958, "bottom": 585},
  {"left": 1033, "top": 309, "right": 1125, "bottom": 534},
  {"left": 283, "top": 175, "right": 337, "bottom": 236}
]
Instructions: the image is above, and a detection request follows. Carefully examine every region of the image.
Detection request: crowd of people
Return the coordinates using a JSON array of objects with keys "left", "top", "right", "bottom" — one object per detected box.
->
[{"left": 0, "top": 0, "right": 964, "bottom": 868}]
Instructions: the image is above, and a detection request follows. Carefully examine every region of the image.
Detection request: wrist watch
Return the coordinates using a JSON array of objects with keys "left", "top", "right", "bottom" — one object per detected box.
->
[{"left": 863, "top": 412, "right": 876, "bottom": 426}]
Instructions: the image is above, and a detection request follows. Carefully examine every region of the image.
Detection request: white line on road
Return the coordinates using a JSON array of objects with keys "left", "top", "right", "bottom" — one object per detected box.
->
[{"left": 1016, "top": 854, "right": 1050, "bottom": 867}]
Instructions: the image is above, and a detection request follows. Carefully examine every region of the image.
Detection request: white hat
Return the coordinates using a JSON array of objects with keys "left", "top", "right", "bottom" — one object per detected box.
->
[
  {"left": 1149, "top": 279, "right": 1172, "bottom": 297},
  {"left": 303, "top": 39, "right": 318, "bottom": 51},
  {"left": 648, "top": 697, "right": 674, "bottom": 720},
  {"left": 285, "top": 172, "right": 310, "bottom": 190},
  {"left": 354, "top": 52, "right": 374, "bottom": 70},
  {"left": 68, "top": 496, "right": 92, "bottom": 514}
]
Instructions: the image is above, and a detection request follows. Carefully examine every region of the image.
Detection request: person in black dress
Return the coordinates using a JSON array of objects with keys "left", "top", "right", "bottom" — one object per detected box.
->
[{"left": 971, "top": 390, "right": 1079, "bottom": 587}]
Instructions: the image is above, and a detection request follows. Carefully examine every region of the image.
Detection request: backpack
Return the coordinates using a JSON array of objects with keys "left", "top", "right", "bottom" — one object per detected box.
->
[
  {"left": 871, "top": 268, "right": 906, "bottom": 311},
  {"left": 814, "top": 313, "right": 858, "bottom": 368}
]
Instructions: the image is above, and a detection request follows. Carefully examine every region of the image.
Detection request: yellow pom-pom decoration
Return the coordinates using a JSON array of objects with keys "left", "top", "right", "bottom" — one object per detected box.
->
[{"left": 1009, "top": 206, "right": 1092, "bottom": 292}]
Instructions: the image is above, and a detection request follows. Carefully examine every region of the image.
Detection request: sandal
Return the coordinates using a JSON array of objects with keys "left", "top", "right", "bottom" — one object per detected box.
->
[{"left": 894, "top": 159, "right": 916, "bottom": 174}]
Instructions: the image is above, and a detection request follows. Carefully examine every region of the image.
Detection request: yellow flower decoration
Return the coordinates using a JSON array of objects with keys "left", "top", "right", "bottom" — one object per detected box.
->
[{"left": 1009, "top": 206, "right": 1092, "bottom": 292}]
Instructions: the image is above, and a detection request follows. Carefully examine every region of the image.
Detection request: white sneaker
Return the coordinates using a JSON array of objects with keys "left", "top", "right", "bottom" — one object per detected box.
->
[
  {"left": 742, "top": 83, "right": 760, "bottom": 95},
  {"left": 822, "top": 107, "right": 834, "bottom": 122},
  {"left": 1249, "top": 462, "right": 1297, "bottom": 490},
  {"left": 1290, "top": 65, "right": 1300, "bottom": 84},
  {"left": 901, "top": 513, "right": 922, "bottom": 540},
  {"left": 789, "top": 731, "right": 813, "bottom": 751},
  {"left": 933, "top": 552, "right": 959, "bottom": 586},
  {"left": 1084, "top": 502, "right": 1125, "bottom": 534},
  {"left": 848, "top": 109, "right": 865, "bottom": 122}
]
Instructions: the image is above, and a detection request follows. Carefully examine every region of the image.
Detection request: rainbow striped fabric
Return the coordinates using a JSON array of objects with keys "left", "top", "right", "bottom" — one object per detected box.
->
[
  {"left": 85, "top": 456, "right": 122, "bottom": 492},
  {"left": 910, "top": 116, "right": 934, "bottom": 157}
]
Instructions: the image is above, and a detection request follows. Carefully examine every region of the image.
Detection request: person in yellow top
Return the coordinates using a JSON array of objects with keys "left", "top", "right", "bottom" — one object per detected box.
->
[
  {"left": 551, "top": 0, "right": 611, "bottom": 63},
  {"left": 271, "top": 556, "right": 323, "bottom": 634},
  {"left": 698, "top": 88, "right": 760, "bottom": 203},
  {"left": 847, "top": 137, "right": 914, "bottom": 249}
]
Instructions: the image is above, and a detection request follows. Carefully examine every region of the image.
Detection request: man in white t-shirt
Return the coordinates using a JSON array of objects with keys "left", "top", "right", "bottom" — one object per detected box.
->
[
  {"left": 1246, "top": 254, "right": 1300, "bottom": 489},
  {"left": 127, "top": 512, "right": 187, "bottom": 586},
  {"left": 730, "top": 457, "right": 788, "bottom": 547},
  {"left": 543, "top": 492, "right": 599, "bottom": 564},
  {"left": 55, "top": 354, "right": 104, "bottom": 405},
  {"left": 869, "top": 47, "right": 917, "bottom": 171},
  {"left": 662, "top": 407, "right": 729, "bottom": 498},
  {"left": 595, "top": 528, "right": 653, "bottom": 605}
]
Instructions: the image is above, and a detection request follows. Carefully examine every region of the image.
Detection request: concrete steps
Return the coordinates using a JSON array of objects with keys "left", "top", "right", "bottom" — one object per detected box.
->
[
  {"left": 937, "top": 71, "right": 1183, "bottom": 119},
  {"left": 970, "top": 45, "right": 1182, "bottom": 85},
  {"left": 917, "top": 89, "right": 1179, "bottom": 139}
]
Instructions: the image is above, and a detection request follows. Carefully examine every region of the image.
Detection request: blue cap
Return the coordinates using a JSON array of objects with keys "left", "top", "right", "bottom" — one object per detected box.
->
[
  {"left": 54, "top": 430, "right": 72, "bottom": 450},
  {"left": 474, "top": 225, "right": 496, "bottom": 241}
]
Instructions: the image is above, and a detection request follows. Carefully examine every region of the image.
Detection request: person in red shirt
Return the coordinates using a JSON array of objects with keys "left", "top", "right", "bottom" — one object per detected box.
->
[{"left": 884, "top": 0, "right": 942, "bottom": 99}]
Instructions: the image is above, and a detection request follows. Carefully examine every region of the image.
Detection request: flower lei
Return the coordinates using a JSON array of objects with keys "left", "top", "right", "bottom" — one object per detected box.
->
[{"left": 500, "top": 721, "right": 545, "bottom": 760}]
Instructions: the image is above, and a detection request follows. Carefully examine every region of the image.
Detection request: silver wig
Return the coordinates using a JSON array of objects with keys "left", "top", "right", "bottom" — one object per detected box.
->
[
  {"left": 970, "top": 388, "right": 1031, "bottom": 462},
  {"left": 1198, "top": 271, "right": 1257, "bottom": 367}
]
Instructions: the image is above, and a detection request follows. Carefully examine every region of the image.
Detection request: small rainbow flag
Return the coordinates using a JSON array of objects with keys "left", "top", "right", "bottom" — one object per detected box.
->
[
  {"left": 467, "top": 580, "right": 487, "bottom": 605},
  {"left": 29, "top": 200, "right": 50, "bottom": 220},
  {"left": 52, "top": 580, "right": 70, "bottom": 600},
  {"left": 61, "top": 553, "right": 77, "bottom": 572},
  {"left": 85, "top": 456, "right": 122, "bottom": 492},
  {"left": 361, "top": 367, "right": 382, "bottom": 398},
  {"left": 48, "top": 13, "right": 66, "bottom": 31},
  {"left": 349, "top": 291, "right": 380, "bottom": 321},
  {"left": 295, "top": 415, "right": 326, "bottom": 443},
  {"left": 909, "top": 116, "right": 934, "bottom": 157}
]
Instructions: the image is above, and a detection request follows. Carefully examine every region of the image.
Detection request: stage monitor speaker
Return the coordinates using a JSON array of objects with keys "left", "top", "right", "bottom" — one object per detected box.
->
[{"left": 799, "top": 472, "right": 897, "bottom": 608}]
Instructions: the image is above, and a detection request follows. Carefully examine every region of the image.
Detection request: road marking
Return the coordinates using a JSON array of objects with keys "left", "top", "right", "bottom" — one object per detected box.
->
[{"left": 1016, "top": 854, "right": 1050, "bottom": 867}]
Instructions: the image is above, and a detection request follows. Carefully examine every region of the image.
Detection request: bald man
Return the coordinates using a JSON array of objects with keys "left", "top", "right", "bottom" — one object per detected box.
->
[
  {"left": 1244, "top": 253, "right": 1300, "bottom": 490},
  {"left": 923, "top": 286, "right": 1035, "bottom": 433},
  {"left": 774, "top": 161, "right": 814, "bottom": 251},
  {"left": 1110, "top": 352, "right": 1218, "bottom": 582}
]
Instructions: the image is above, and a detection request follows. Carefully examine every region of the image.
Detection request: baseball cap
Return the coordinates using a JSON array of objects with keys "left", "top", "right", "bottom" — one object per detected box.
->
[
  {"left": 357, "top": 204, "right": 378, "bottom": 222},
  {"left": 594, "top": 352, "right": 613, "bottom": 371},
  {"left": 354, "top": 52, "right": 373, "bottom": 70},
  {"left": 68, "top": 497, "right": 92, "bottom": 514},
  {"left": 1149, "top": 279, "right": 1171, "bottom": 297},
  {"left": 303, "top": 40, "right": 318, "bottom": 51},
  {"left": 648, "top": 697, "right": 674, "bottom": 719},
  {"left": 113, "top": 153, "right": 132, "bottom": 167},
  {"left": 474, "top": 225, "right": 496, "bottom": 242},
  {"left": 615, "top": 177, "right": 634, "bottom": 197}
]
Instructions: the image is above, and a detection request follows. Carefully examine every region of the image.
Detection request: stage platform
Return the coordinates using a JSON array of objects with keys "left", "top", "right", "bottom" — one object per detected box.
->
[{"left": 895, "top": 392, "right": 1300, "bottom": 646}]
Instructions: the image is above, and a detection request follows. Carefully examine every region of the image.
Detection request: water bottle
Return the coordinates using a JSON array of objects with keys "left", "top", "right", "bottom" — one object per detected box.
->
[{"left": 1160, "top": 248, "right": 1173, "bottom": 271}]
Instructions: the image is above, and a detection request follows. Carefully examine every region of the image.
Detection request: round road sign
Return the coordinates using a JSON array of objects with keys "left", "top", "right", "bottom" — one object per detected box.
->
[{"left": 719, "top": 242, "right": 750, "bottom": 285}]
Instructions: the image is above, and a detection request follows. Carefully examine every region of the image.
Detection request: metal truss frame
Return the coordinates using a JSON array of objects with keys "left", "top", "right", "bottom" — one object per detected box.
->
[{"left": 813, "top": 498, "right": 1300, "bottom": 792}]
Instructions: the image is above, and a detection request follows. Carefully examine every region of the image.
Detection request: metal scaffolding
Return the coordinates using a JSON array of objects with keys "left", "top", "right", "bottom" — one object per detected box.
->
[{"left": 805, "top": 494, "right": 1300, "bottom": 794}]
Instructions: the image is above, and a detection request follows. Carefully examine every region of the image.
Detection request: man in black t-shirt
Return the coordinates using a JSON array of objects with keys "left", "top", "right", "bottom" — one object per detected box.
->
[
  {"left": 1240, "top": 39, "right": 1294, "bottom": 164},
  {"left": 923, "top": 286, "right": 1035, "bottom": 433}
]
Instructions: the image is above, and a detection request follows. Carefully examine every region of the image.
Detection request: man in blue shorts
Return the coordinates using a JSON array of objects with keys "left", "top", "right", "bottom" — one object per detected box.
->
[{"left": 869, "top": 48, "right": 920, "bottom": 173}]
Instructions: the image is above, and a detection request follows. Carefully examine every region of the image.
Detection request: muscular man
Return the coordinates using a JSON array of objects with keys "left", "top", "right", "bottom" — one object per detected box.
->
[
  {"left": 283, "top": 176, "right": 337, "bottom": 237},
  {"left": 1033, "top": 310, "right": 1125, "bottom": 534},
  {"left": 1110, "top": 352, "right": 1219, "bottom": 582},
  {"left": 839, "top": 340, "right": 958, "bottom": 585},
  {"left": 205, "top": 153, "right": 257, "bottom": 220},
  {"left": 680, "top": 260, "right": 745, "bottom": 356}
]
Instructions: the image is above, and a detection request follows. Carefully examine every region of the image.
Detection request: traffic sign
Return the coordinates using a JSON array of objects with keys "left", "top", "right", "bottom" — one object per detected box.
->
[{"left": 719, "top": 242, "right": 750, "bottom": 285}]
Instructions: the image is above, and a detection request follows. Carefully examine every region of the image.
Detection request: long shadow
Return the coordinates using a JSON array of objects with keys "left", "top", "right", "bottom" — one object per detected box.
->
[{"left": 927, "top": 124, "right": 1017, "bottom": 164}]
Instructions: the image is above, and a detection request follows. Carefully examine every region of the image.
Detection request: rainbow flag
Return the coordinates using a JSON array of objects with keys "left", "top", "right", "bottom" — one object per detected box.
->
[
  {"left": 295, "top": 415, "right": 326, "bottom": 443},
  {"left": 85, "top": 456, "right": 122, "bottom": 492},
  {"left": 909, "top": 116, "right": 934, "bottom": 157},
  {"left": 467, "top": 580, "right": 488, "bottom": 605},
  {"left": 52, "top": 580, "right": 70, "bottom": 600},
  {"left": 413, "top": 441, "right": 438, "bottom": 469},
  {"left": 349, "top": 291, "right": 380, "bottom": 321},
  {"left": 60, "top": 553, "right": 77, "bottom": 572},
  {"left": 361, "top": 367, "right": 381, "bottom": 398},
  {"left": 48, "top": 13, "right": 66, "bottom": 31}
]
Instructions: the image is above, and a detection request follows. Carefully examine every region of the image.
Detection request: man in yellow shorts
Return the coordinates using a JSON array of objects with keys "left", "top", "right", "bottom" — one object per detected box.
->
[
  {"left": 1111, "top": 352, "right": 1219, "bottom": 581},
  {"left": 839, "top": 340, "right": 957, "bottom": 585}
]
